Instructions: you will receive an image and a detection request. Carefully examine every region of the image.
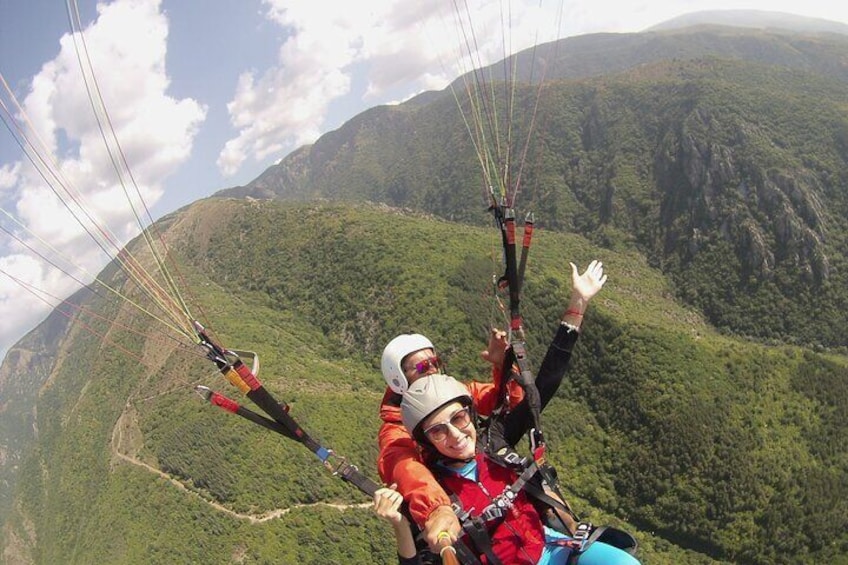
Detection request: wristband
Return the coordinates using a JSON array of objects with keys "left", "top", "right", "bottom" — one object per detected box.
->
[{"left": 564, "top": 309, "right": 583, "bottom": 317}]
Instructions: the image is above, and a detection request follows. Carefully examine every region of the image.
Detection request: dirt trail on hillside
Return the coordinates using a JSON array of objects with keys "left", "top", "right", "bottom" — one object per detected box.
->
[{"left": 110, "top": 405, "right": 371, "bottom": 523}]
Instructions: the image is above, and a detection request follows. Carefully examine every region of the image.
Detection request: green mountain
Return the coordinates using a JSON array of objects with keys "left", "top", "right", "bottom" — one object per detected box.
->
[
  {"left": 0, "top": 305, "right": 76, "bottom": 518},
  {"left": 3, "top": 16, "right": 848, "bottom": 565},
  {"left": 1, "top": 199, "right": 846, "bottom": 564},
  {"left": 219, "top": 25, "right": 848, "bottom": 351}
]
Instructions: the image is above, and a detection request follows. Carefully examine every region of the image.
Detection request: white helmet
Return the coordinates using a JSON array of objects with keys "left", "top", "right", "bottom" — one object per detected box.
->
[
  {"left": 401, "top": 374, "right": 471, "bottom": 436},
  {"left": 381, "top": 333, "right": 435, "bottom": 394}
]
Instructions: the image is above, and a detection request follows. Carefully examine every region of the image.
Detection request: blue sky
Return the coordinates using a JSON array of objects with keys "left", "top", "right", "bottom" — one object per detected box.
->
[{"left": 0, "top": 0, "right": 846, "bottom": 361}]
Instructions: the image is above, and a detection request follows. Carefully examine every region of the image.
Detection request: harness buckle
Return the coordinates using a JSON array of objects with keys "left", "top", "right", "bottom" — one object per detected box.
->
[
  {"left": 495, "top": 447, "right": 528, "bottom": 469},
  {"left": 573, "top": 522, "right": 593, "bottom": 542},
  {"left": 452, "top": 502, "right": 472, "bottom": 523},
  {"left": 324, "top": 450, "right": 347, "bottom": 475}
]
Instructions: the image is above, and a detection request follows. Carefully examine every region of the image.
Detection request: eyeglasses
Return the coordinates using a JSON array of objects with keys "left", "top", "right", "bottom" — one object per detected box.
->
[
  {"left": 423, "top": 407, "right": 473, "bottom": 442},
  {"left": 409, "top": 355, "right": 441, "bottom": 376}
]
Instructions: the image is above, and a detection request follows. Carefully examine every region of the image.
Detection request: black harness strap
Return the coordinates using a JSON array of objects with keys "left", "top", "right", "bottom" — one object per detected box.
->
[
  {"left": 478, "top": 446, "right": 583, "bottom": 542},
  {"left": 450, "top": 495, "right": 502, "bottom": 565},
  {"left": 476, "top": 456, "right": 538, "bottom": 522},
  {"left": 522, "top": 478, "right": 580, "bottom": 535},
  {"left": 487, "top": 199, "right": 546, "bottom": 461},
  {"left": 196, "top": 385, "right": 384, "bottom": 498},
  {"left": 564, "top": 524, "right": 604, "bottom": 565},
  {"left": 332, "top": 459, "right": 382, "bottom": 497},
  {"left": 490, "top": 202, "right": 519, "bottom": 323},
  {"left": 508, "top": 340, "right": 545, "bottom": 450},
  {"left": 451, "top": 539, "right": 484, "bottom": 565},
  {"left": 194, "top": 323, "right": 390, "bottom": 503}
]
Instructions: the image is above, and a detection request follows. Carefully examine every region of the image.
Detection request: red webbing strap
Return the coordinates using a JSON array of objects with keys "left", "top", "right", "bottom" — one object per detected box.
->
[
  {"left": 196, "top": 323, "right": 329, "bottom": 461},
  {"left": 487, "top": 204, "right": 546, "bottom": 459},
  {"left": 205, "top": 388, "right": 297, "bottom": 439},
  {"left": 516, "top": 212, "right": 534, "bottom": 296}
]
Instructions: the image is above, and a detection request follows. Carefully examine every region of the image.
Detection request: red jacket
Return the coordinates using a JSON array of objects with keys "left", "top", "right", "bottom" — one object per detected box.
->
[
  {"left": 377, "top": 368, "right": 523, "bottom": 526},
  {"left": 439, "top": 453, "right": 546, "bottom": 564}
]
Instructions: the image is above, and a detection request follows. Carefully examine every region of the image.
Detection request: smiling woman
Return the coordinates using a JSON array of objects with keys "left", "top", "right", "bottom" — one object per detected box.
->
[
  {"left": 5, "top": 0, "right": 848, "bottom": 562},
  {"left": 399, "top": 374, "right": 640, "bottom": 565},
  {"left": 422, "top": 405, "right": 473, "bottom": 444}
]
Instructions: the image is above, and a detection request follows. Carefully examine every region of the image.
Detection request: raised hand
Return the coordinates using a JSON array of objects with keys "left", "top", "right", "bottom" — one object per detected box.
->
[
  {"left": 570, "top": 259, "right": 607, "bottom": 303},
  {"left": 480, "top": 328, "right": 508, "bottom": 367}
]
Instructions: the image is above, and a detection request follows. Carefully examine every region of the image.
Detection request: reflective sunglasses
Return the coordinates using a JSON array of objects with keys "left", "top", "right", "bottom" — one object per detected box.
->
[
  {"left": 423, "top": 407, "right": 473, "bottom": 442},
  {"left": 410, "top": 355, "right": 441, "bottom": 376}
]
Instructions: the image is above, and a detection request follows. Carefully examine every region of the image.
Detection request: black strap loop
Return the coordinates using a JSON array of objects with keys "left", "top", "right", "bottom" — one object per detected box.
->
[{"left": 450, "top": 496, "right": 503, "bottom": 565}]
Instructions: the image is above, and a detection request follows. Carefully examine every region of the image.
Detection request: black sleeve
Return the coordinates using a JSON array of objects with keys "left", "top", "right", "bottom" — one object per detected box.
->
[
  {"left": 501, "top": 323, "right": 579, "bottom": 446},
  {"left": 535, "top": 323, "right": 579, "bottom": 410},
  {"left": 398, "top": 554, "right": 424, "bottom": 565}
]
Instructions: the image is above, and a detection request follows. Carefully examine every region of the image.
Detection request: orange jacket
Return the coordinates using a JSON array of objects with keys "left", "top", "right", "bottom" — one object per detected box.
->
[{"left": 377, "top": 367, "right": 523, "bottom": 526}]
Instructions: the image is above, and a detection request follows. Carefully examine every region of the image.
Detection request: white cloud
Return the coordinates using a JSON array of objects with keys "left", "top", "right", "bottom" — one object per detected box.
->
[
  {"left": 15, "top": 0, "right": 205, "bottom": 242},
  {"left": 0, "top": 162, "right": 19, "bottom": 192},
  {"left": 218, "top": 0, "right": 848, "bottom": 179},
  {"left": 0, "top": 253, "right": 80, "bottom": 358},
  {"left": 218, "top": 0, "right": 571, "bottom": 177},
  {"left": 0, "top": 0, "right": 206, "bottom": 358},
  {"left": 217, "top": 0, "right": 360, "bottom": 176},
  {"left": 4, "top": 0, "right": 848, "bottom": 362}
]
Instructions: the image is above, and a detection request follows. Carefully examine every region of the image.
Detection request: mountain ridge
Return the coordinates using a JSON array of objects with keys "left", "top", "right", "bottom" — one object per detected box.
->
[
  {"left": 648, "top": 9, "right": 848, "bottom": 35},
  {"left": 219, "top": 43, "right": 848, "bottom": 349},
  {"left": 2, "top": 199, "right": 846, "bottom": 563},
  {"left": 2, "top": 12, "right": 848, "bottom": 564}
]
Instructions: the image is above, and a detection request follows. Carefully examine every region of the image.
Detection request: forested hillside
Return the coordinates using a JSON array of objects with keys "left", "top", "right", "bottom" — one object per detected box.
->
[
  {"left": 221, "top": 27, "right": 848, "bottom": 352},
  {"left": 2, "top": 200, "right": 846, "bottom": 564},
  {"left": 3, "top": 15, "right": 848, "bottom": 565},
  {"left": 0, "top": 306, "right": 75, "bottom": 517}
]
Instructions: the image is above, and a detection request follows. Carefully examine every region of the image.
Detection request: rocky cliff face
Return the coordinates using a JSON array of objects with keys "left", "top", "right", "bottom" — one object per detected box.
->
[
  {"left": 217, "top": 25, "right": 848, "bottom": 347},
  {"left": 655, "top": 106, "right": 830, "bottom": 283},
  {"left": 0, "top": 294, "right": 83, "bottom": 522}
]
